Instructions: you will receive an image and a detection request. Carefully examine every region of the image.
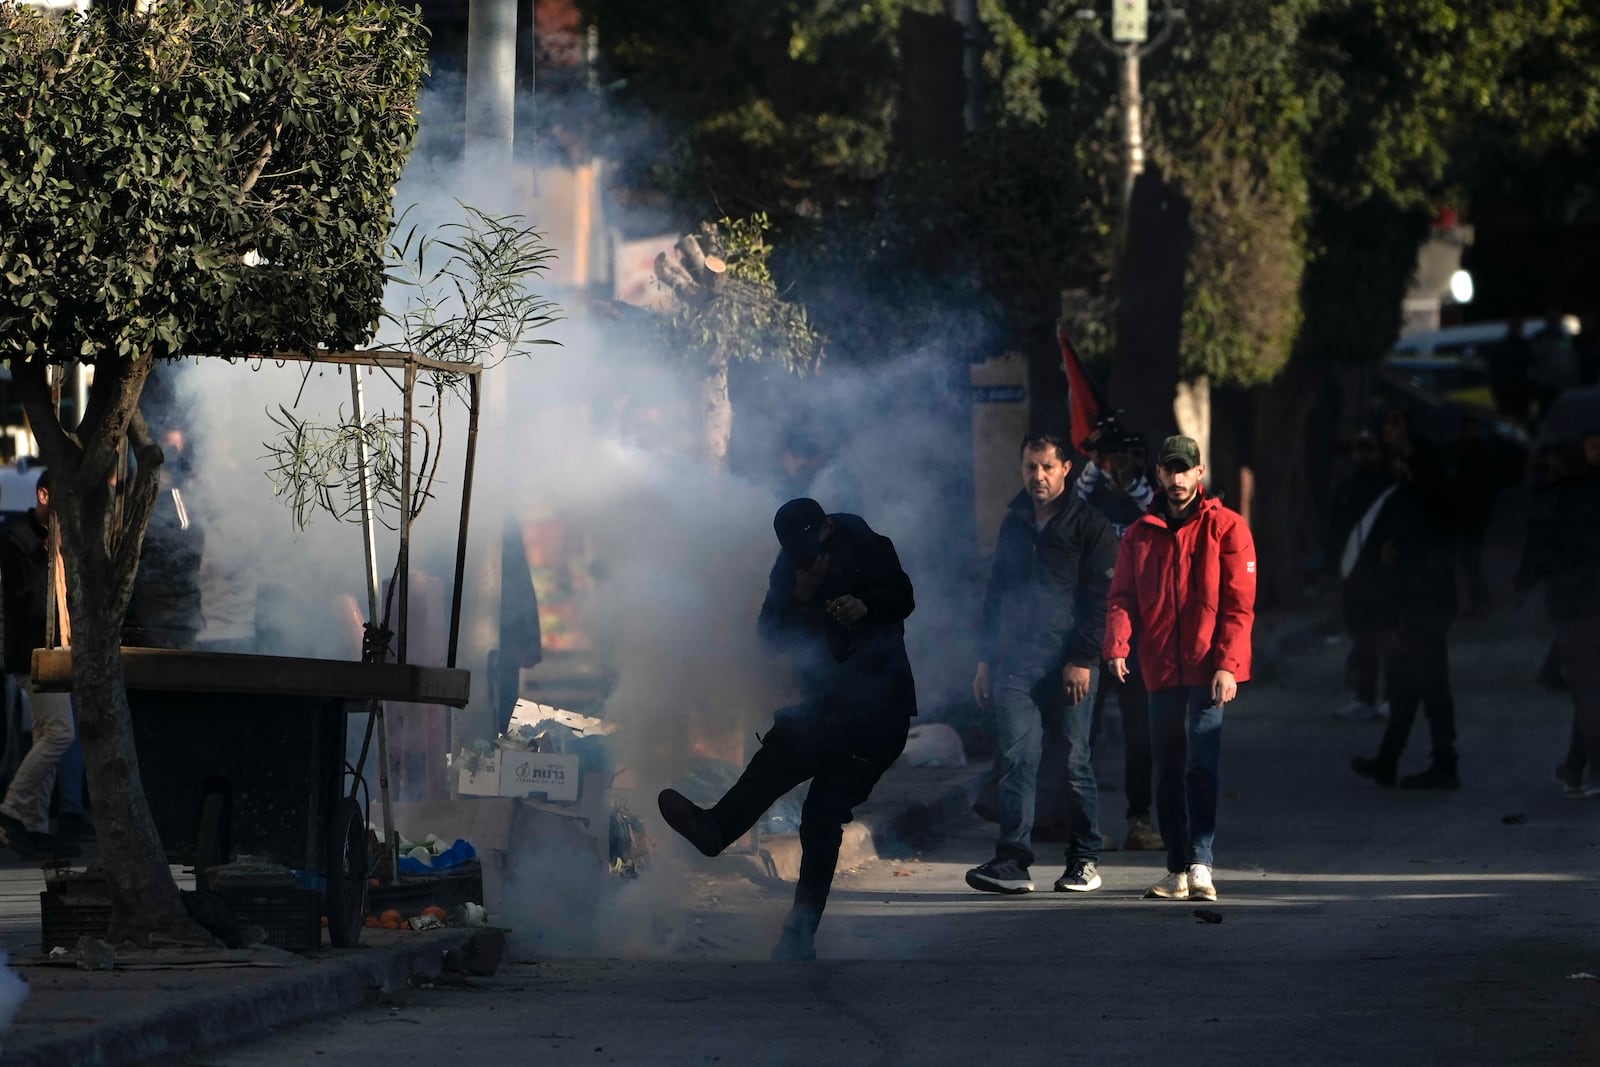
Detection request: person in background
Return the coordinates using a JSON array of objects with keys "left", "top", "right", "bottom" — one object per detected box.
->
[
  {"left": 1516, "top": 440, "right": 1600, "bottom": 798},
  {"left": 1487, "top": 319, "right": 1534, "bottom": 423},
  {"left": 1329, "top": 429, "right": 1395, "bottom": 722},
  {"left": 1077, "top": 427, "right": 1163, "bottom": 851},
  {"left": 1352, "top": 411, "right": 1461, "bottom": 790},
  {"left": 657, "top": 497, "right": 916, "bottom": 961},
  {"left": 1104, "top": 435, "right": 1256, "bottom": 903},
  {"left": 0, "top": 470, "right": 79, "bottom": 859}
]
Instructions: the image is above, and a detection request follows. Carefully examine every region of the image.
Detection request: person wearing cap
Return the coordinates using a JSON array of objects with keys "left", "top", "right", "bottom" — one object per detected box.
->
[
  {"left": 1104, "top": 435, "right": 1256, "bottom": 902},
  {"left": 965, "top": 431, "right": 1118, "bottom": 896},
  {"left": 1075, "top": 427, "right": 1164, "bottom": 852},
  {"left": 656, "top": 497, "right": 916, "bottom": 961}
]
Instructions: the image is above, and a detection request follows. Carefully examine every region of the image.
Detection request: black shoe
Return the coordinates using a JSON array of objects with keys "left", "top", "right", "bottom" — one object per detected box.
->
[
  {"left": 770, "top": 928, "right": 817, "bottom": 962},
  {"left": 656, "top": 789, "right": 725, "bottom": 857},
  {"left": 0, "top": 815, "right": 36, "bottom": 859},
  {"left": 1352, "top": 756, "right": 1396, "bottom": 788},
  {"left": 1053, "top": 859, "right": 1102, "bottom": 893},
  {"left": 964, "top": 857, "right": 1034, "bottom": 894},
  {"left": 1399, "top": 763, "right": 1460, "bottom": 790}
]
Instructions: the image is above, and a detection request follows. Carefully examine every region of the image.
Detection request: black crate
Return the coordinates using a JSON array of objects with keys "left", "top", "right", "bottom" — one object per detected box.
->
[
  {"left": 216, "top": 886, "right": 322, "bottom": 952},
  {"left": 39, "top": 891, "right": 112, "bottom": 952}
]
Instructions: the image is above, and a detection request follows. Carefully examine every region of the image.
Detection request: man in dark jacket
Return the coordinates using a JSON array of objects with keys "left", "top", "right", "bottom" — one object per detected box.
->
[
  {"left": 1105, "top": 436, "right": 1256, "bottom": 903},
  {"left": 966, "top": 432, "right": 1118, "bottom": 896},
  {"left": 658, "top": 498, "right": 916, "bottom": 961},
  {"left": 1515, "top": 443, "right": 1600, "bottom": 797},
  {"left": 1352, "top": 415, "right": 1462, "bottom": 790}
]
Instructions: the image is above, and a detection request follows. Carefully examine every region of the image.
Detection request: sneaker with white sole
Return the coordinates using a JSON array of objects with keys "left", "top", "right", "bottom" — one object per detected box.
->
[
  {"left": 1053, "top": 859, "right": 1102, "bottom": 892},
  {"left": 965, "top": 857, "right": 1034, "bottom": 894},
  {"left": 1187, "top": 863, "right": 1217, "bottom": 901},
  {"left": 1144, "top": 869, "right": 1188, "bottom": 900}
]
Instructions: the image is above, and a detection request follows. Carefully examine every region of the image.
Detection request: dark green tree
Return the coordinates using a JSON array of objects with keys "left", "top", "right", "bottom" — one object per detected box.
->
[{"left": 0, "top": 0, "right": 427, "bottom": 943}]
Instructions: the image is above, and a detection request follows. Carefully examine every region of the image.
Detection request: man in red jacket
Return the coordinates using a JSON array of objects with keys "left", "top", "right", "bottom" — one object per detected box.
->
[{"left": 1104, "top": 436, "right": 1256, "bottom": 902}]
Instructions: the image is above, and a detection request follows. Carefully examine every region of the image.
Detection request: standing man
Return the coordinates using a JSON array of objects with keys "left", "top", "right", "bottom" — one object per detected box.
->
[
  {"left": 657, "top": 498, "right": 916, "bottom": 961},
  {"left": 966, "top": 432, "right": 1118, "bottom": 895},
  {"left": 1105, "top": 436, "right": 1256, "bottom": 903},
  {"left": 0, "top": 470, "right": 79, "bottom": 859},
  {"left": 1077, "top": 427, "right": 1163, "bottom": 851},
  {"left": 1351, "top": 411, "right": 1461, "bottom": 790}
]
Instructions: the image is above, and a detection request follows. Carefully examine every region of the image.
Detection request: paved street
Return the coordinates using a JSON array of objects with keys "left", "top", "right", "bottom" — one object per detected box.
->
[{"left": 160, "top": 610, "right": 1599, "bottom": 1066}]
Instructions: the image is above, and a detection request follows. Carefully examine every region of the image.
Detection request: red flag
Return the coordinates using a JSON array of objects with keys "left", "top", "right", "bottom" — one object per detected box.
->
[{"left": 1058, "top": 326, "right": 1108, "bottom": 451}]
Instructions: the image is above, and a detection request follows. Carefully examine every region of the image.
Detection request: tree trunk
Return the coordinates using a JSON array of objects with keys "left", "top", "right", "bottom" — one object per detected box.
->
[
  {"left": 700, "top": 349, "right": 732, "bottom": 469},
  {"left": 72, "top": 599, "right": 202, "bottom": 945},
  {"left": 1249, "top": 359, "right": 1333, "bottom": 608},
  {"left": 1108, "top": 167, "right": 1190, "bottom": 445}
]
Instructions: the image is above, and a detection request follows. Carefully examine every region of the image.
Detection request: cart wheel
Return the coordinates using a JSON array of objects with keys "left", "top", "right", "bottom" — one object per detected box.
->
[
  {"left": 324, "top": 796, "right": 368, "bottom": 948},
  {"left": 194, "top": 782, "right": 232, "bottom": 893}
]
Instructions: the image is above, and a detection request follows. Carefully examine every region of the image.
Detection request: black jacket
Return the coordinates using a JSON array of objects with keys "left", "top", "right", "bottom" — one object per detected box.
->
[
  {"left": 758, "top": 513, "right": 917, "bottom": 718},
  {"left": 981, "top": 490, "right": 1118, "bottom": 680},
  {"left": 1517, "top": 476, "right": 1600, "bottom": 622},
  {"left": 0, "top": 510, "right": 50, "bottom": 675}
]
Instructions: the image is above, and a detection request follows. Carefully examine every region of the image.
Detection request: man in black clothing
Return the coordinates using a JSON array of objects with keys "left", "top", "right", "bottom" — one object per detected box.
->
[
  {"left": 1330, "top": 429, "right": 1395, "bottom": 721},
  {"left": 658, "top": 498, "right": 916, "bottom": 961},
  {"left": 965, "top": 432, "right": 1118, "bottom": 895},
  {"left": 1353, "top": 415, "right": 1461, "bottom": 790}
]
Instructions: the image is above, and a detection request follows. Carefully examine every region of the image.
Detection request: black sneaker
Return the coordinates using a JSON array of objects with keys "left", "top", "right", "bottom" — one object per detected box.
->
[
  {"left": 1352, "top": 756, "right": 1397, "bottom": 788},
  {"left": 965, "top": 857, "right": 1034, "bottom": 894},
  {"left": 1399, "top": 763, "right": 1460, "bottom": 790},
  {"left": 656, "top": 789, "right": 725, "bottom": 857},
  {"left": 0, "top": 815, "right": 36, "bottom": 859},
  {"left": 1053, "top": 859, "right": 1102, "bottom": 892}
]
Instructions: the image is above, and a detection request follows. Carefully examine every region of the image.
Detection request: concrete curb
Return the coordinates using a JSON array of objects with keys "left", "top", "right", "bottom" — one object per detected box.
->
[{"left": 0, "top": 929, "right": 475, "bottom": 1067}]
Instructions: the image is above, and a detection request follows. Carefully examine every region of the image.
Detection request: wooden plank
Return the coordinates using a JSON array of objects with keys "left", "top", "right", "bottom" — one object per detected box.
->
[{"left": 31, "top": 648, "right": 471, "bottom": 708}]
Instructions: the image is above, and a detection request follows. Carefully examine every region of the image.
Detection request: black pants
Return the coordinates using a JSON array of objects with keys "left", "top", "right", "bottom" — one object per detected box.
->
[
  {"left": 1378, "top": 617, "right": 1456, "bottom": 767},
  {"left": 1346, "top": 626, "right": 1387, "bottom": 706},
  {"left": 1091, "top": 669, "right": 1153, "bottom": 819},
  {"left": 710, "top": 704, "right": 908, "bottom": 940}
]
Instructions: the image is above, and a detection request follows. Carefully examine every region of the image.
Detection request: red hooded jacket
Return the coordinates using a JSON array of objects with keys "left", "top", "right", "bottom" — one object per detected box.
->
[{"left": 1103, "top": 493, "right": 1257, "bottom": 690}]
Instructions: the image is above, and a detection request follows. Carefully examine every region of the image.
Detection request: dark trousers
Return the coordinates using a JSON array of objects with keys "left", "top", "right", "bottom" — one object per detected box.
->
[
  {"left": 709, "top": 704, "right": 908, "bottom": 940},
  {"left": 1148, "top": 687, "right": 1223, "bottom": 872},
  {"left": 1092, "top": 667, "right": 1153, "bottom": 819},
  {"left": 1346, "top": 626, "right": 1387, "bottom": 706},
  {"left": 1378, "top": 617, "right": 1456, "bottom": 767},
  {"left": 1554, "top": 617, "right": 1600, "bottom": 789}
]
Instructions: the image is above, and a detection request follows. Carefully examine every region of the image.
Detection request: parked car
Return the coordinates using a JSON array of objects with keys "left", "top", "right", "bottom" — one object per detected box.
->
[{"left": 1382, "top": 316, "right": 1584, "bottom": 413}]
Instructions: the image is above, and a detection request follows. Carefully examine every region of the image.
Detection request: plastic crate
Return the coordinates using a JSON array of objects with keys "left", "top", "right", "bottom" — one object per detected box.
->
[
  {"left": 368, "top": 861, "right": 483, "bottom": 918},
  {"left": 39, "top": 890, "right": 112, "bottom": 952},
  {"left": 216, "top": 886, "right": 322, "bottom": 952}
]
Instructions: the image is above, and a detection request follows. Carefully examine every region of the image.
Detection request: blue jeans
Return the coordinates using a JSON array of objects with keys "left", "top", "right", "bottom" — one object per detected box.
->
[
  {"left": 994, "top": 670, "right": 1100, "bottom": 867},
  {"left": 1147, "top": 686, "right": 1224, "bottom": 872}
]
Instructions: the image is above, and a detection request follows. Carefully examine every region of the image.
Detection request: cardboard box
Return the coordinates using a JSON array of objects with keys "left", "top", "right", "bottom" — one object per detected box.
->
[
  {"left": 497, "top": 750, "right": 580, "bottom": 803},
  {"left": 456, "top": 750, "right": 502, "bottom": 797}
]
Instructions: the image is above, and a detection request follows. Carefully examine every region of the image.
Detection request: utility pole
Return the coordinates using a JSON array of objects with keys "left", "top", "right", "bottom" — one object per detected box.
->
[{"left": 1078, "top": 1, "right": 1183, "bottom": 249}]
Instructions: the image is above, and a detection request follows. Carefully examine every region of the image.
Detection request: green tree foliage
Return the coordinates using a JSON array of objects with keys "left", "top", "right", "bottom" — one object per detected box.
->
[{"left": 0, "top": 0, "right": 426, "bottom": 943}]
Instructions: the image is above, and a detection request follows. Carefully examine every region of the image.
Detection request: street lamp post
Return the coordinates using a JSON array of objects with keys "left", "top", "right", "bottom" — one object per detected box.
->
[{"left": 1078, "top": 1, "right": 1183, "bottom": 246}]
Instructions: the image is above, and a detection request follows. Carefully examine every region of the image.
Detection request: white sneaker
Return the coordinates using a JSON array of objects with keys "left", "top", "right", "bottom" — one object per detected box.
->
[
  {"left": 1187, "top": 863, "right": 1217, "bottom": 901},
  {"left": 1144, "top": 870, "right": 1188, "bottom": 900}
]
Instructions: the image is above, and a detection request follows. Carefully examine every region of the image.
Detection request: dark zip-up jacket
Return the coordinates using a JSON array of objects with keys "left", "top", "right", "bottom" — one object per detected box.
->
[
  {"left": 758, "top": 513, "right": 918, "bottom": 717},
  {"left": 980, "top": 490, "right": 1118, "bottom": 680}
]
